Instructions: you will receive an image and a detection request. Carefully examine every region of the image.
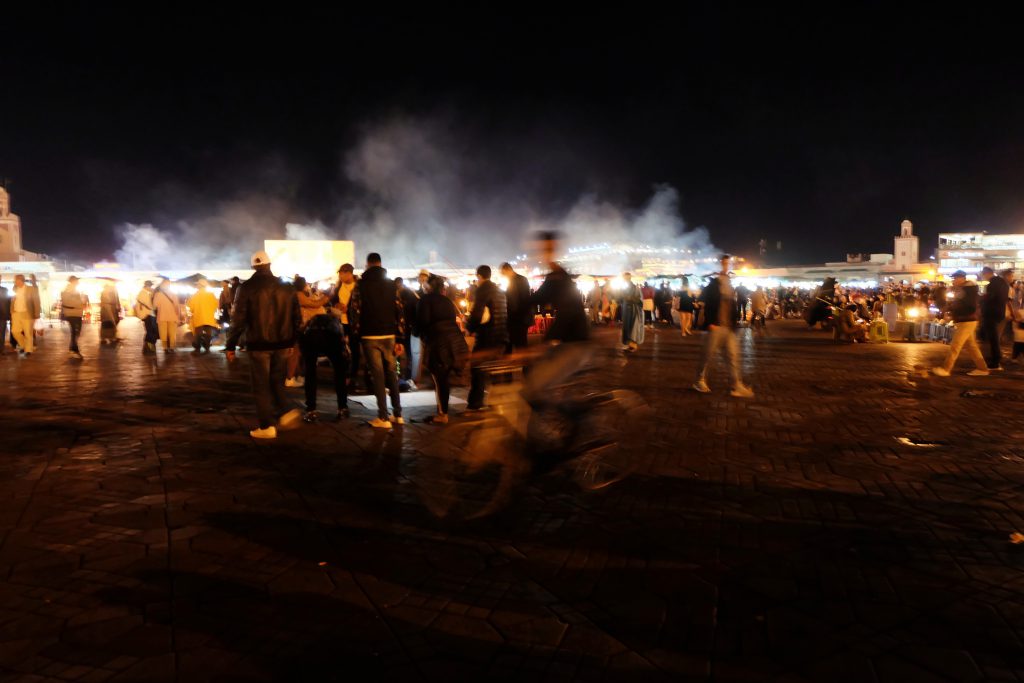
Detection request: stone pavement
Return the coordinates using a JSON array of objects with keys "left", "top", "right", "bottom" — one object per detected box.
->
[{"left": 1, "top": 318, "right": 1023, "bottom": 682}]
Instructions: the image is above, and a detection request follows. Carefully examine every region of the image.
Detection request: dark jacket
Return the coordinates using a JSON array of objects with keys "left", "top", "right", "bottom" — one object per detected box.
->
[
  {"left": 677, "top": 290, "right": 694, "bottom": 313},
  {"left": 948, "top": 282, "right": 980, "bottom": 323},
  {"left": 529, "top": 266, "right": 588, "bottom": 342},
  {"left": 398, "top": 286, "right": 419, "bottom": 339},
  {"left": 226, "top": 269, "right": 301, "bottom": 351},
  {"left": 982, "top": 276, "right": 1009, "bottom": 321},
  {"left": 467, "top": 279, "right": 509, "bottom": 350},
  {"left": 698, "top": 275, "right": 736, "bottom": 331},
  {"left": 504, "top": 272, "right": 533, "bottom": 328},
  {"left": 350, "top": 265, "right": 405, "bottom": 338},
  {"left": 416, "top": 293, "right": 469, "bottom": 373},
  {"left": 0, "top": 287, "right": 9, "bottom": 321}
]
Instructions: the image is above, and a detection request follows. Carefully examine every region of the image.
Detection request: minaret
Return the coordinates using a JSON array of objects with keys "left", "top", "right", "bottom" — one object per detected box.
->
[{"left": 893, "top": 218, "right": 919, "bottom": 269}]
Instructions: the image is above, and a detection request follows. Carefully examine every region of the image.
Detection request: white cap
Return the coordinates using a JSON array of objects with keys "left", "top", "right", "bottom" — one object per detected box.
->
[{"left": 251, "top": 250, "right": 271, "bottom": 267}]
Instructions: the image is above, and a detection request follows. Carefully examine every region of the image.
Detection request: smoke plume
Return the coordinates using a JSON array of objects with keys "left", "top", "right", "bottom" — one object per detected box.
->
[{"left": 109, "top": 116, "right": 716, "bottom": 273}]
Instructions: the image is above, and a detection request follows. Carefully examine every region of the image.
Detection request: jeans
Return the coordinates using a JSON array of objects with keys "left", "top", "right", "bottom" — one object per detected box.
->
[
  {"left": 301, "top": 330, "right": 348, "bottom": 411},
  {"left": 361, "top": 337, "right": 401, "bottom": 419},
  {"left": 696, "top": 326, "right": 742, "bottom": 389},
  {"left": 981, "top": 318, "right": 1004, "bottom": 368},
  {"left": 249, "top": 349, "right": 291, "bottom": 429},
  {"left": 940, "top": 321, "right": 987, "bottom": 373},
  {"left": 67, "top": 317, "right": 82, "bottom": 352},
  {"left": 193, "top": 325, "right": 215, "bottom": 350},
  {"left": 143, "top": 315, "right": 159, "bottom": 345}
]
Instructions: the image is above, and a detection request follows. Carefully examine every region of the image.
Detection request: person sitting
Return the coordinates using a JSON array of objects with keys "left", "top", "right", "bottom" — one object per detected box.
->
[{"left": 834, "top": 304, "right": 867, "bottom": 343}]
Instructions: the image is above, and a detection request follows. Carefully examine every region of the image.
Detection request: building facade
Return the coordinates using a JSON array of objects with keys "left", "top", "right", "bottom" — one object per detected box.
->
[{"left": 937, "top": 232, "right": 1024, "bottom": 276}]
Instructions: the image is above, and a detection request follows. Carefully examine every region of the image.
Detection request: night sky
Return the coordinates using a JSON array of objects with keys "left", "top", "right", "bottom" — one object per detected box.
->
[{"left": 2, "top": 5, "right": 1022, "bottom": 265}]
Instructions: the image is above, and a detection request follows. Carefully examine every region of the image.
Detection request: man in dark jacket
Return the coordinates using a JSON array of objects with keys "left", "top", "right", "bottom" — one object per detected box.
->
[
  {"left": 349, "top": 253, "right": 405, "bottom": 428},
  {"left": 980, "top": 266, "right": 1010, "bottom": 370},
  {"left": 466, "top": 265, "right": 509, "bottom": 410},
  {"left": 501, "top": 262, "right": 532, "bottom": 351},
  {"left": 934, "top": 270, "right": 989, "bottom": 376},
  {"left": 0, "top": 277, "right": 9, "bottom": 354},
  {"left": 225, "top": 251, "right": 303, "bottom": 439},
  {"left": 692, "top": 254, "right": 754, "bottom": 397}
]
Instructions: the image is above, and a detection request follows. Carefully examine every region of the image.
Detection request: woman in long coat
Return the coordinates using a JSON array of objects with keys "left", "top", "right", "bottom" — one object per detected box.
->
[
  {"left": 416, "top": 275, "right": 469, "bottom": 424},
  {"left": 619, "top": 272, "right": 644, "bottom": 352},
  {"left": 99, "top": 282, "right": 122, "bottom": 344}
]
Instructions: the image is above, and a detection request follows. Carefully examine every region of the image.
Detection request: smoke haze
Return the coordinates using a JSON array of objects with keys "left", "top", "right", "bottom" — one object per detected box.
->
[{"left": 110, "top": 117, "right": 716, "bottom": 273}]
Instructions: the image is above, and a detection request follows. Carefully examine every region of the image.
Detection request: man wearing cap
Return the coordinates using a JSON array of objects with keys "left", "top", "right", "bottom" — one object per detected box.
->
[
  {"left": 60, "top": 276, "right": 85, "bottom": 359},
  {"left": 225, "top": 251, "right": 303, "bottom": 439},
  {"left": 187, "top": 278, "right": 219, "bottom": 353},
  {"left": 980, "top": 266, "right": 1010, "bottom": 370},
  {"left": 933, "top": 270, "right": 989, "bottom": 377},
  {"left": 135, "top": 280, "right": 158, "bottom": 354}
]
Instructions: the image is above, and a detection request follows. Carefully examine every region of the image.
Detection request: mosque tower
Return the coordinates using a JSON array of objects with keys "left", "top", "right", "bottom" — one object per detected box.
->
[
  {"left": 893, "top": 218, "right": 919, "bottom": 269},
  {"left": 0, "top": 186, "right": 24, "bottom": 261}
]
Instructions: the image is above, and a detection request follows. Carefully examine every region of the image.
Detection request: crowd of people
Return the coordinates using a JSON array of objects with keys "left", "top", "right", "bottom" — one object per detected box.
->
[{"left": 3, "top": 239, "right": 1022, "bottom": 437}]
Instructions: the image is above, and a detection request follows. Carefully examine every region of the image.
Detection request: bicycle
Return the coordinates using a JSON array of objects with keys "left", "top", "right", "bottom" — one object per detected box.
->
[{"left": 410, "top": 345, "right": 651, "bottom": 520}]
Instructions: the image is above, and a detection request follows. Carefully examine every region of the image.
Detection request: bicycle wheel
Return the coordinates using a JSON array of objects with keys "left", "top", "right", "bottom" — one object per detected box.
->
[
  {"left": 570, "top": 390, "right": 651, "bottom": 491},
  {"left": 413, "top": 415, "right": 528, "bottom": 520}
]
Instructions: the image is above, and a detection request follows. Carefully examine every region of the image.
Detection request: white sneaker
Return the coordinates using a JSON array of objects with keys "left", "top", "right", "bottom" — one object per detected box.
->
[
  {"left": 250, "top": 425, "right": 277, "bottom": 439},
  {"left": 284, "top": 377, "right": 300, "bottom": 388},
  {"left": 730, "top": 384, "right": 755, "bottom": 398},
  {"left": 389, "top": 416, "right": 405, "bottom": 425},
  {"left": 278, "top": 408, "right": 303, "bottom": 429},
  {"left": 369, "top": 417, "right": 392, "bottom": 429},
  {"left": 692, "top": 380, "right": 711, "bottom": 393},
  {"left": 990, "top": 366, "right": 1004, "bottom": 372},
  {"left": 931, "top": 367, "right": 950, "bottom": 377},
  {"left": 967, "top": 369, "right": 990, "bottom": 376}
]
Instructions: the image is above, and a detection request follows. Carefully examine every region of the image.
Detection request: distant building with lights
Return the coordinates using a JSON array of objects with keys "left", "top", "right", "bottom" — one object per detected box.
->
[
  {"left": 743, "top": 219, "right": 933, "bottom": 286},
  {"left": 936, "top": 232, "right": 1024, "bottom": 276}
]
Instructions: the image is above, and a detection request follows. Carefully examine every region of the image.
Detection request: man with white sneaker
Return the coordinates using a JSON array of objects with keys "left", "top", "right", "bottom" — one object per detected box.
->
[
  {"left": 933, "top": 270, "right": 989, "bottom": 378},
  {"left": 225, "top": 251, "right": 304, "bottom": 439},
  {"left": 692, "top": 254, "right": 755, "bottom": 398},
  {"left": 349, "top": 252, "right": 405, "bottom": 429}
]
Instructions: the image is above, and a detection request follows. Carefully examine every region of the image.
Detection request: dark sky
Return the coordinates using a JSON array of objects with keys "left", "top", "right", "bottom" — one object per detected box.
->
[{"left": 2, "top": 4, "right": 1023, "bottom": 265}]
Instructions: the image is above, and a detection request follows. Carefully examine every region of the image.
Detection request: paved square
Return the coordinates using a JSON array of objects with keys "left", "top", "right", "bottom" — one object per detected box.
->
[{"left": 1, "top": 318, "right": 1023, "bottom": 681}]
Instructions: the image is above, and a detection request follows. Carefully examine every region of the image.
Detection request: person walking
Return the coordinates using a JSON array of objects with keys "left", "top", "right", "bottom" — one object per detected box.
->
[
  {"left": 692, "top": 254, "right": 755, "bottom": 397},
  {"left": 500, "top": 262, "right": 532, "bottom": 351},
  {"left": 60, "top": 276, "right": 85, "bottom": 359},
  {"left": 980, "top": 266, "right": 1010, "bottom": 371},
  {"left": 416, "top": 275, "right": 469, "bottom": 424},
  {"left": 99, "top": 281, "right": 122, "bottom": 345},
  {"left": 349, "top": 253, "right": 405, "bottom": 429},
  {"left": 153, "top": 280, "right": 181, "bottom": 352},
  {"left": 225, "top": 251, "right": 303, "bottom": 438},
  {"left": 10, "top": 274, "right": 39, "bottom": 356},
  {"left": 466, "top": 265, "right": 509, "bottom": 411},
  {"left": 619, "top": 272, "right": 644, "bottom": 352},
  {"left": 677, "top": 277, "right": 695, "bottom": 337},
  {"left": 750, "top": 285, "right": 769, "bottom": 336},
  {"left": 933, "top": 270, "right": 989, "bottom": 377},
  {"left": 187, "top": 278, "right": 220, "bottom": 353},
  {"left": 135, "top": 280, "right": 159, "bottom": 354}
]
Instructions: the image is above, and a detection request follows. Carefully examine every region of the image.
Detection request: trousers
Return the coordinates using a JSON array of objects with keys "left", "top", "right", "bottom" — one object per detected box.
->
[{"left": 696, "top": 326, "right": 742, "bottom": 388}]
